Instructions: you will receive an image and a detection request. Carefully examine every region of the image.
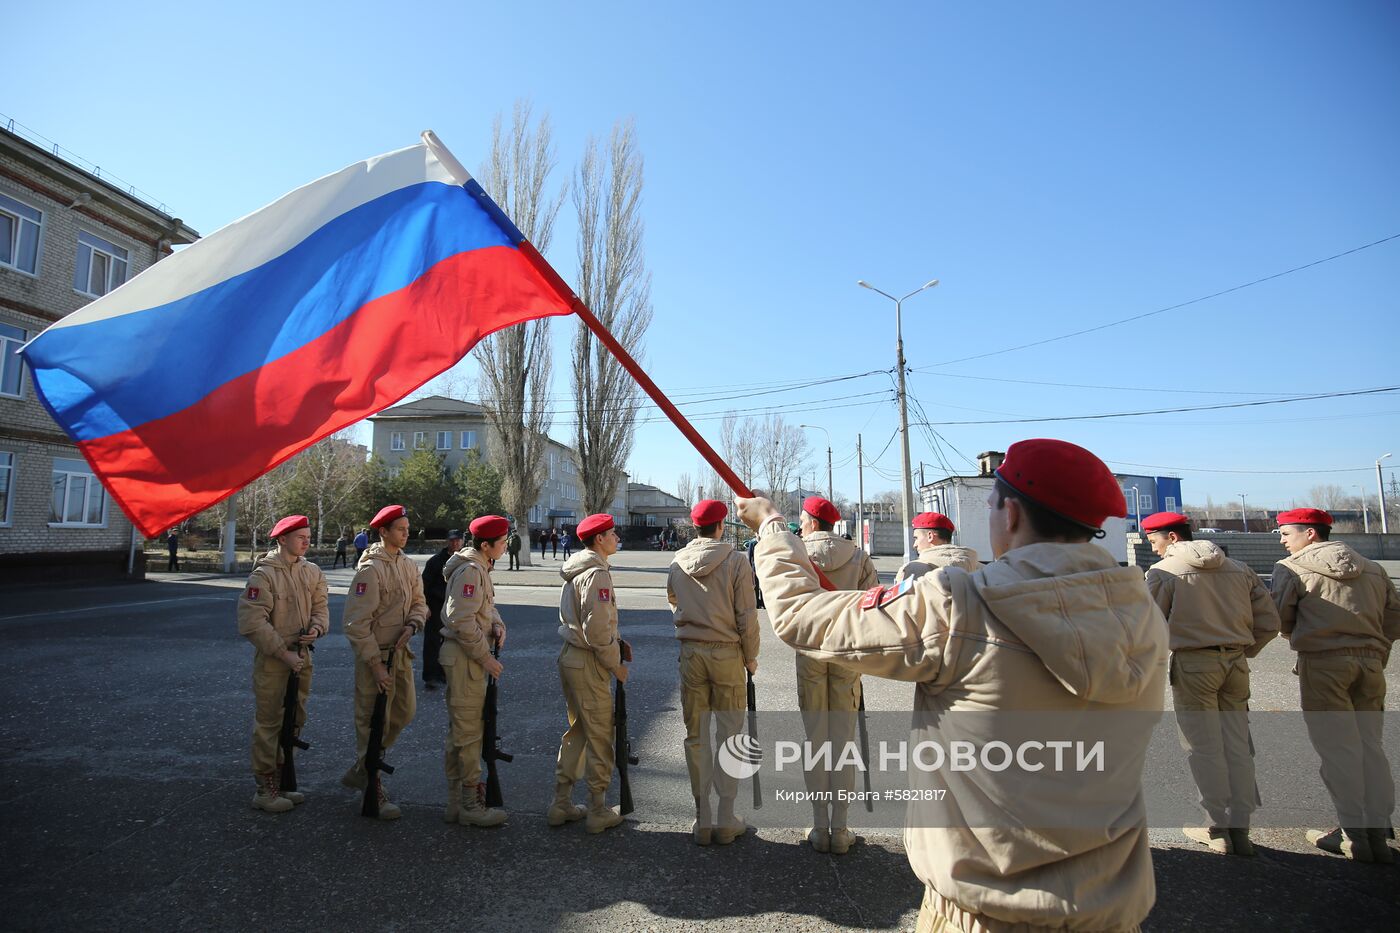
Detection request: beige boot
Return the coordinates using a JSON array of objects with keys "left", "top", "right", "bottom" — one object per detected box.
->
[
  {"left": 830, "top": 828, "right": 858, "bottom": 855},
  {"left": 459, "top": 793, "right": 508, "bottom": 828},
  {"left": 1183, "top": 826, "right": 1231, "bottom": 854},
  {"left": 251, "top": 774, "right": 294, "bottom": 813},
  {"left": 340, "top": 764, "right": 367, "bottom": 791},
  {"left": 692, "top": 796, "right": 713, "bottom": 846},
  {"left": 547, "top": 780, "right": 586, "bottom": 827},
  {"left": 585, "top": 792, "right": 623, "bottom": 834},
  {"left": 808, "top": 801, "right": 830, "bottom": 853},
  {"left": 1367, "top": 829, "right": 1394, "bottom": 864},
  {"left": 1228, "top": 828, "right": 1255, "bottom": 857},
  {"left": 714, "top": 797, "right": 747, "bottom": 845},
  {"left": 373, "top": 776, "right": 401, "bottom": 821},
  {"left": 1307, "top": 828, "right": 1373, "bottom": 862},
  {"left": 443, "top": 781, "right": 463, "bottom": 824},
  {"left": 281, "top": 789, "right": 306, "bottom": 806}
]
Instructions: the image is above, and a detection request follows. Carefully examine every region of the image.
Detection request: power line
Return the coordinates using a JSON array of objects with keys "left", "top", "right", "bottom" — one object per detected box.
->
[
  {"left": 913, "top": 385, "right": 1400, "bottom": 426},
  {"left": 922, "top": 232, "right": 1400, "bottom": 368},
  {"left": 909, "top": 371, "right": 1286, "bottom": 397},
  {"left": 1104, "top": 459, "right": 1372, "bottom": 476}
]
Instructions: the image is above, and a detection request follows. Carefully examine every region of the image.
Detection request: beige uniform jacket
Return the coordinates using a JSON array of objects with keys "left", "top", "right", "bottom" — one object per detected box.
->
[
  {"left": 342, "top": 544, "right": 429, "bottom": 665},
  {"left": 1146, "top": 540, "right": 1280, "bottom": 655},
  {"left": 667, "top": 538, "right": 760, "bottom": 664},
  {"left": 441, "top": 547, "right": 506, "bottom": 663},
  {"left": 236, "top": 550, "right": 329, "bottom": 656},
  {"left": 558, "top": 549, "right": 623, "bottom": 676},
  {"left": 896, "top": 544, "right": 981, "bottom": 583},
  {"left": 1271, "top": 541, "right": 1400, "bottom": 660},
  {"left": 803, "top": 531, "right": 879, "bottom": 591},
  {"left": 754, "top": 521, "right": 1166, "bottom": 931}
]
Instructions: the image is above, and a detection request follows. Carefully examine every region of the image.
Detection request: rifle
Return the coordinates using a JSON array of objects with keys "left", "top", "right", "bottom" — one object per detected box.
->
[
  {"left": 278, "top": 628, "right": 313, "bottom": 792},
  {"left": 747, "top": 670, "right": 762, "bottom": 810},
  {"left": 360, "top": 651, "right": 396, "bottom": 818},
  {"left": 481, "top": 638, "right": 513, "bottom": 807},
  {"left": 858, "top": 691, "right": 874, "bottom": 813},
  {"left": 614, "top": 679, "right": 639, "bottom": 816}
]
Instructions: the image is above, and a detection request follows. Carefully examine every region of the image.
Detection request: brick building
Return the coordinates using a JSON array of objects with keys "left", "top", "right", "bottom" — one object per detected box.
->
[{"left": 0, "top": 127, "right": 199, "bottom": 583}]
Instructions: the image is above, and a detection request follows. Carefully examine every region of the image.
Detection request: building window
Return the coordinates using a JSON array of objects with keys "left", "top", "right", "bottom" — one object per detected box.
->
[
  {"left": 436, "top": 431, "right": 451, "bottom": 450},
  {"left": 1, "top": 321, "right": 27, "bottom": 398},
  {"left": 1165, "top": 496, "right": 1177, "bottom": 512},
  {"left": 50, "top": 457, "right": 106, "bottom": 526},
  {"left": 460, "top": 430, "right": 477, "bottom": 449},
  {"left": 73, "top": 231, "right": 129, "bottom": 297},
  {"left": 413, "top": 432, "right": 427, "bottom": 449},
  {"left": 1140, "top": 494, "right": 1154, "bottom": 511},
  {"left": 0, "top": 193, "right": 43, "bottom": 276},
  {"left": 0, "top": 451, "right": 13, "bottom": 525},
  {"left": 390, "top": 432, "right": 405, "bottom": 451}
]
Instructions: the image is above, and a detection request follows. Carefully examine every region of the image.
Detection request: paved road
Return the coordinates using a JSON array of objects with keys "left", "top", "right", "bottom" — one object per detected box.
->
[{"left": 1, "top": 549, "right": 1396, "bottom": 930}]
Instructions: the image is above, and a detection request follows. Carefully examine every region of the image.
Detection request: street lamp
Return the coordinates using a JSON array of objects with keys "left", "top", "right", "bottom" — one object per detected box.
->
[
  {"left": 857, "top": 277, "right": 940, "bottom": 563},
  {"left": 1238, "top": 493, "right": 1248, "bottom": 533},
  {"left": 799, "top": 424, "right": 833, "bottom": 501},
  {"left": 1379, "top": 453, "right": 1393, "bottom": 534},
  {"left": 1355, "top": 484, "right": 1369, "bottom": 533}
]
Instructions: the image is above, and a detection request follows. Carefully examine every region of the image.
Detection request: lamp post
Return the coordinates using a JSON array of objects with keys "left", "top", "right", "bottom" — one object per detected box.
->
[
  {"left": 1379, "top": 453, "right": 1393, "bottom": 534},
  {"left": 857, "top": 277, "right": 940, "bottom": 564},
  {"left": 799, "top": 424, "right": 833, "bottom": 501},
  {"left": 1356, "top": 484, "right": 1370, "bottom": 533},
  {"left": 1238, "top": 493, "right": 1248, "bottom": 533}
]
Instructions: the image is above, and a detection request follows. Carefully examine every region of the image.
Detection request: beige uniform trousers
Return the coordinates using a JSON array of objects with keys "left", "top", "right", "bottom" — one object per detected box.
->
[
  {"left": 554, "top": 643, "right": 615, "bottom": 795},
  {"left": 915, "top": 886, "right": 1142, "bottom": 933},
  {"left": 679, "top": 641, "right": 746, "bottom": 800},
  {"left": 350, "top": 645, "right": 416, "bottom": 778},
  {"left": 441, "top": 640, "right": 487, "bottom": 791},
  {"left": 796, "top": 653, "right": 862, "bottom": 798},
  {"left": 1298, "top": 648, "right": 1393, "bottom": 827},
  {"left": 1170, "top": 647, "right": 1258, "bottom": 827},
  {"left": 250, "top": 651, "right": 312, "bottom": 777}
]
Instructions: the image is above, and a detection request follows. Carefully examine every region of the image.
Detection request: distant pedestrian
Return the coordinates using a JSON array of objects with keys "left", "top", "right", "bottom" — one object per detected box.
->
[
  {"left": 539, "top": 529, "right": 548, "bottom": 560},
  {"left": 334, "top": 533, "right": 349, "bottom": 569},
  {"left": 353, "top": 528, "right": 369, "bottom": 564},
  {"left": 420, "top": 529, "right": 464, "bottom": 692},
  {"left": 561, "top": 531, "right": 573, "bottom": 559},
  {"left": 507, "top": 528, "right": 522, "bottom": 571},
  {"left": 551, "top": 528, "right": 560, "bottom": 560},
  {"left": 167, "top": 529, "right": 180, "bottom": 572}
]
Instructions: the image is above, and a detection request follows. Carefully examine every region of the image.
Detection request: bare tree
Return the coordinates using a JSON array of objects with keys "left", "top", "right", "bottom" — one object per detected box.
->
[
  {"left": 731, "top": 416, "right": 761, "bottom": 490},
  {"left": 757, "top": 413, "right": 811, "bottom": 516},
  {"left": 572, "top": 119, "right": 652, "bottom": 512},
  {"left": 675, "top": 470, "right": 694, "bottom": 507},
  {"left": 283, "top": 432, "right": 369, "bottom": 544},
  {"left": 1306, "top": 484, "right": 1351, "bottom": 512},
  {"left": 474, "top": 102, "right": 567, "bottom": 564}
]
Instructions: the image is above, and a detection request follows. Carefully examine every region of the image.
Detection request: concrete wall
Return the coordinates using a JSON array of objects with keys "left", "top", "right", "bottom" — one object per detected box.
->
[{"left": 1127, "top": 531, "right": 1400, "bottom": 577}]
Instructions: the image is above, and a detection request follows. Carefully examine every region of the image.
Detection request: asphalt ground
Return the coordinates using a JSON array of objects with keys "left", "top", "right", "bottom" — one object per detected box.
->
[{"left": 1, "top": 548, "right": 1397, "bottom": 931}]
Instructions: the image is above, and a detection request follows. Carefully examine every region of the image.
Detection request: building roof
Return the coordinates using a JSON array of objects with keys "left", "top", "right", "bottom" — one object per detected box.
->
[{"left": 368, "top": 396, "right": 488, "bottom": 420}]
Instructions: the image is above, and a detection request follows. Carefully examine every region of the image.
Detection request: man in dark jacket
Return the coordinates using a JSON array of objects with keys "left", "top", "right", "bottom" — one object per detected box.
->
[{"left": 420, "top": 529, "right": 463, "bottom": 691}]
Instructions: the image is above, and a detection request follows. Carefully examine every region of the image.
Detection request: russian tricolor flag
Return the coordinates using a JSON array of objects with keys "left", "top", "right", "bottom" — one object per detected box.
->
[{"left": 21, "top": 132, "right": 576, "bottom": 537}]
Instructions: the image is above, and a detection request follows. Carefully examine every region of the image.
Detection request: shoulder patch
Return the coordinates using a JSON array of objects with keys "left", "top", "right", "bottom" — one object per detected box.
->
[
  {"left": 355, "top": 581, "right": 367, "bottom": 596},
  {"left": 879, "top": 576, "right": 915, "bottom": 607},
  {"left": 598, "top": 588, "right": 611, "bottom": 602},
  {"left": 462, "top": 583, "right": 475, "bottom": 597},
  {"left": 246, "top": 586, "right": 259, "bottom": 600},
  {"left": 859, "top": 585, "right": 882, "bottom": 610}
]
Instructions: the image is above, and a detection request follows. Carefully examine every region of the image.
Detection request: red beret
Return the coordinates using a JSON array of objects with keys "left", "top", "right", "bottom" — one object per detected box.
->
[
  {"left": 577, "top": 513, "right": 615, "bottom": 539},
  {"left": 995, "top": 438, "right": 1126, "bottom": 529},
  {"left": 1277, "top": 508, "right": 1333, "bottom": 527},
  {"left": 802, "top": 496, "right": 841, "bottom": 525},
  {"left": 1141, "top": 512, "right": 1190, "bottom": 533},
  {"left": 370, "top": 504, "right": 407, "bottom": 529},
  {"left": 469, "top": 515, "right": 509, "bottom": 539},
  {"left": 691, "top": 499, "right": 728, "bottom": 525},
  {"left": 912, "top": 512, "right": 955, "bottom": 533},
  {"left": 269, "top": 514, "right": 309, "bottom": 538}
]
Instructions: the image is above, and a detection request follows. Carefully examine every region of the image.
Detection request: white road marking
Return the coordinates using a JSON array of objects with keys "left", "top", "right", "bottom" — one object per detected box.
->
[{"left": 0, "top": 595, "right": 230, "bottom": 622}]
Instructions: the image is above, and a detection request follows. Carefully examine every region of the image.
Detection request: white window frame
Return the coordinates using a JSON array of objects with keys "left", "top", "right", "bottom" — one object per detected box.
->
[
  {"left": 0, "top": 451, "right": 14, "bottom": 526},
  {"left": 460, "top": 430, "right": 476, "bottom": 449},
  {"left": 73, "top": 230, "right": 130, "bottom": 298},
  {"left": 1140, "top": 493, "right": 1154, "bottom": 511},
  {"left": 0, "top": 191, "right": 44, "bottom": 277},
  {"left": 1, "top": 321, "right": 27, "bottom": 399},
  {"left": 413, "top": 431, "right": 427, "bottom": 450},
  {"left": 390, "top": 431, "right": 405, "bottom": 451},
  {"left": 1165, "top": 496, "right": 1177, "bottom": 512},
  {"left": 49, "top": 457, "right": 107, "bottom": 528},
  {"left": 436, "top": 430, "right": 452, "bottom": 450}
]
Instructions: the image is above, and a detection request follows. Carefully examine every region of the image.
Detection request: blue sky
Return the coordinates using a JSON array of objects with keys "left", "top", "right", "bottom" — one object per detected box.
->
[{"left": 9, "top": 0, "right": 1399, "bottom": 510}]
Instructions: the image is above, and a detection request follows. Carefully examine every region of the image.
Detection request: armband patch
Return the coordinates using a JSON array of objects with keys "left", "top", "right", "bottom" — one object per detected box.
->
[
  {"left": 246, "top": 587, "right": 259, "bottom": 600},
  {"left": 463, "top": 583, "right": 475, "bottom": 597},
  {"left": 598, "top": 588, "right": 611, "bottom": 602},
  {"left": 355, "top": 582, "right": 367, "bottom": 596}
]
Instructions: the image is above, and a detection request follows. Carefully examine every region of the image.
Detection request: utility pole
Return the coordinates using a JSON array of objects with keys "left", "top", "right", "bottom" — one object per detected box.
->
[
  {"left": 223, "top": 490, "right": 239, "bottom": 573},
  {"left": 1378, "top": 454, "right": 1393, "bottom": 534},
  {"left": 857, "top": 433, "right": 865, "bottom": 550},
  {"left": 1238, "top": 493, "right": 1248, "bottom": 533}
]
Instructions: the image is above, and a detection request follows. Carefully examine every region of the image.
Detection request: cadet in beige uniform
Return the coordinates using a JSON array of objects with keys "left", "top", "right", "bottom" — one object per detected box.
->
[
  {"left": 668, "top": 499, "right": 759, "bottom": 845},
  {"left": 1142, "top": 511, "right": 1279, "bottom": 856},
  {"left": 1272, "top": 507, "right": 1400, "bottom": 864},
  {"left": 738, "top": 439, "right": 1167, "bottom": 932},
  {"left": 440, "top": 514, "right": 509, "bottom": 828},
  {"left": 340, "top": 504, "right": 428, "bottom": 820},
  {"left": 895, "top": 512, "right": 979, "bottom": 582},
  {"left": 236, "top": 514, "right": 328, "bottom": 813},
  {"left": 551, "top": 512, "right": 629, "bottom": 834},
  {"left": 796, "top": 495, "right": 878, "bottom": 854}
]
